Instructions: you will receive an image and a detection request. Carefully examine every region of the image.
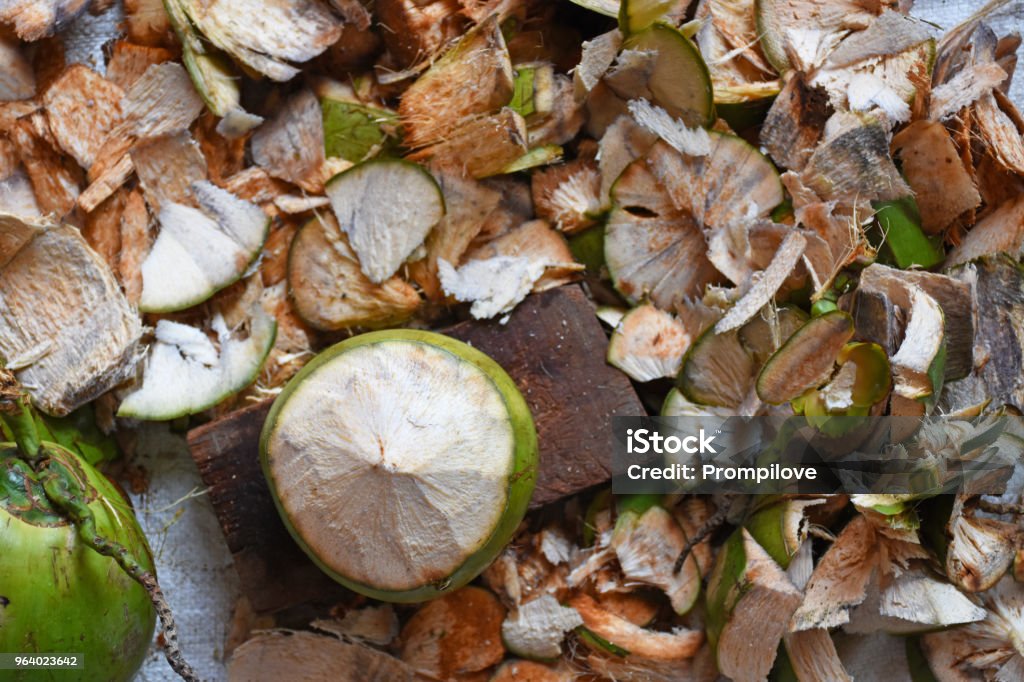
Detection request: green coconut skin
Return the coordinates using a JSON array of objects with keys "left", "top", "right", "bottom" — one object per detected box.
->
[
  {"left": 0, "top": 443, "right": 156, "bottom": 682},
  {"left": 260, "top": 329, "right": 539, "bottom": 603}
]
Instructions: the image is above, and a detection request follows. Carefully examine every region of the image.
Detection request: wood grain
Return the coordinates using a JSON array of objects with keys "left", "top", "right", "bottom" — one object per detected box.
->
[{"left": 187, "top": 285, "right": 644, "bottom": 613}]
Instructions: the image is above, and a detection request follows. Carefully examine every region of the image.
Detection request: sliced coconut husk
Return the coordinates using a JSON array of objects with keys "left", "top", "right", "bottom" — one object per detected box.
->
[
  {"left": 604, "top": 151, "right": 717, "bottom": 308},
  {"left": 606, "top": 134, "right": 782, "bottom": 308},
  {"left": 594, "top": 590, "right": 662, "bottom": 628},
  {"left": 801, "top": 112, "right": 911, "bottom": 205},
  {"left": 891, "top": 120, "right": 981, "bottom": 234},
  {"left": 714, "top": 231, "right": 807, "bottom": 334},
  {"left": 854, "top": 263, "right": 974, "bottom": 381},
  {"left": 439, "top": 254, "right": 546, "bottom": 320},
  {"left": 398, "top": 586, "right": 506, "bottom": 679},
  {"left": 400, "top": 15, "right": 514, "bottom": 150},
  {"left": 484, "top": 529, "right": 573, "bottom": 608},
  {"left": 0, "top": 30, "right": 35, "bottom": 100},
  {"left": 325, "top": 158, "right": 444, "bottom": 283},
  {"left": 694, "top": 0, "right": 779, "bottom": 105},
  {"left": 229, "top": 630, "right": 417, "bottom": 682},
  {"left": 575, "top": 29, "right": 623, "bottom": 95},
  {"left": 891, "top": 288, "right": 945, "bottom": 402},
  {"left": 519, "top": 69, "right": 584, "bottom": 148},
  {"left": 171, "top": 0, "right": 341, "bottom": 82},
  {"left": 570, "top": 592, "right": 703, "bottom": 661},
  {"left": 756, "top": 0, "right": 881, "bottom": 73},
  {"left": 760, "top": 74, "right": 831, "bottom": 172},
  {"left": 844, "top": 567, "right": 987, "bottom": 634},
  {"left": 77, "top": 153, "right": 133, "bottom": 214},
  {"left": 0, "top": 0, "right": 88, "bottom": 41},
  {"left": 105, "top": 40, "right": 175, "bottom": 90},
  {"left": 706, "top": 528, "right": 802, "bottom": 682},
  {"left": 611, "top": 505, "right": 701, "bottom": 614},
  {"left": 42, "top": 65, "right": 124, "bottom": 170},
  {"left": 941, "top": 257, "right": 1024, "bottom": 413},
  {"left": 756, "top": 310, "right": 854, "bottom": 405},
  {"left": 946, "top": 494, "right": 1020, "bottom": 593},
  {"left": 626, "top": 98, "right": 711, "bottom": 157},
  {"left": 809, "top": 12, "right": 934, "bottom": 123},
  {"left": 376, "top": 0, "right": 465, "bottom": 70},
  {"left": 271, "top": 195, "right": 330, "bottom": 215},
  {"left": 287, "top": 212, "right": 420, "bottom": 331},
  {"left": 947, "top": 195, "right": 1024, "bottom": 267},
  {"left": 123, "top": 0, "right": 174, "bottom": 47},
  {"left": 783, "top": 628, "right": 851, "bottom": 682},
  {"left": 118, "top": 188, "right": 150, "bottom": 304},
  {"left": 81, "top": 189, "right": 126, "bottom": 271},
  {"left": 678, "top": 325, "right": 757, "bottom": 409},
  {"left": 502, "top": 594, "right": 583, "bottom": 660},
  {"left": 672, "top": 496, "right": 717, "bottom": 576},
  {"left": 118, "top": 300, "right": 276, "bottom": 419},
  {"left": 9, "top": 115, "right": 82, "bottom": 217},
  {"left": 0, "top": 217, "right": 143, "bottom": 416},
  {"left": 130, "top": 132, "right": 208, "bottom": 212},
  {"left": 251, "top": 90, "right": 325, "bottom": 194},
  {"left": 220, "top": 167, "right": 291, "bottom": 206},
  {"left": 311, "top": 605, "right": 399, "bottom": 647},
  {"left": 139, "top": 181, "right": 269, "bottom": 312},
  {"left": 789, "top": 514, "right": 881, "bottom": 631},
  {"left": 607, "top": 305, "right": 690, "bottom": 383},
  {"left": 929, "top": 61, "right": 1007, "bottom": 122},
  {"left": 792, "top": 514, "right": 987, "bottom": 633},
  {"left": 409, "top": 108, "right": 530, "bottom": 179},
  {"left": 120, "top": 61, "right": 206, "bottom": 140},
  {"left": 745, "top": 497, "right": 827, "bottom": 569},
  {"left": 531, "top": 158, "right": 601, "bottom": 234},
  {"left": 80, "top": 63, "right": 204, "bottom": 212},
  {"left": 920, "top": 576, "right": 1024, "bottom": 681},
  {"left": 597, "top": 114, "right": 657, "bottom": 208},
  {"left": 465, "top": 219, "right": 581, "bottom": 292},
  {"left": 975, "top": 89, "right": 1024, "bottom": 176},
  {"left": 407, "top": 171, "right": 502, "bottom": 300}
]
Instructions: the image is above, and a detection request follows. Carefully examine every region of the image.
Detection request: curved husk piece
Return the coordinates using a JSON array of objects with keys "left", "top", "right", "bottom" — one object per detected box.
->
[{"left": 287, "top": 213, "right": 420, "bottom": 331}]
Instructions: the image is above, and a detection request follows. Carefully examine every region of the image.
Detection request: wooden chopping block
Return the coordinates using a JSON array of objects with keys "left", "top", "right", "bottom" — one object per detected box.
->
[{"left": 187, "top": 285, "right": 644, "bottom": 613}]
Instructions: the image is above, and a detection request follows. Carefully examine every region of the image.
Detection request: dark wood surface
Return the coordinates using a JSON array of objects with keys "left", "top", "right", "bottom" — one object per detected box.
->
[{"left": 187, "top": 285, "right": 644, "bottom": 613}]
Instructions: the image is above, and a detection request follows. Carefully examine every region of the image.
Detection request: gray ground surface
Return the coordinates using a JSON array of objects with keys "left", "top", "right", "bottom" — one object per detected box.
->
[{"left": 55, "top": 1, "right": 1024, "bottom": 680}]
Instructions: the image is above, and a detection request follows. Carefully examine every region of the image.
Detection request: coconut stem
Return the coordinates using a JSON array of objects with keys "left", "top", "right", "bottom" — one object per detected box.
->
[
  {"left": 39, "top": 456, "right": 201, "bottom": 682},
  {"left": 0, "top": 366, "right": 41, "bottom": 456},
  {"left": 673, "top": 503, "right": 729, "bottom": 574}
]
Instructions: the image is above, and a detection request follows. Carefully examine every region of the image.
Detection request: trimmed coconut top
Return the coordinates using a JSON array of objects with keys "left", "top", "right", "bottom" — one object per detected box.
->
[{"left": 265, "top": 339, "right": 516, "bottom": 592}]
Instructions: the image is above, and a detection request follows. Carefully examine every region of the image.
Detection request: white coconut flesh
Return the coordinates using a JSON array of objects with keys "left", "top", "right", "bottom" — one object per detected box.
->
[
  {"left": 265, "top": 340, "right": 518, "bottom": 592},
  {"left": 325, "top": 159, "right": 444, "bottom": 284},
  {"left": 139, "top": 180, "right": 268, "bottom": 312},
  {"left": 118, "top": 305, "right": 276, "bottom": 420}
]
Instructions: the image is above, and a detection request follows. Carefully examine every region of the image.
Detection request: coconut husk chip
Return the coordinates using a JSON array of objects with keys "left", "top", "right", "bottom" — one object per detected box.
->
[{"left": 0, "top": 216, "right": 142, "bottom": 416}]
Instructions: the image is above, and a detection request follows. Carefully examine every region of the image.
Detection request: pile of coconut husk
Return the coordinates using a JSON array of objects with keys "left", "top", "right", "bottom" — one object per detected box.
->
[{"left": 3, "top": 0, "right": 1024, "bottom": 680}]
